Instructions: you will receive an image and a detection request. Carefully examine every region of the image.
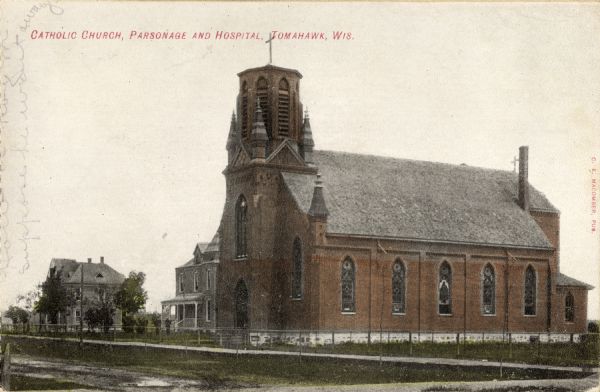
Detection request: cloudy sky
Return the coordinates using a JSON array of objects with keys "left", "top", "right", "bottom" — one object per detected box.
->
[{"left": 2, "top": 2, "right": 599, "bottom": 319}]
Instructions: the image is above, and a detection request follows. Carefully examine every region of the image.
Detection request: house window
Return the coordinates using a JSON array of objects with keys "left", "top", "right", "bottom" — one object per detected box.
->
[
  {"left": 482, "top": 264, "right": 495, "bottom": 315},
  {"left": 291, "top": 237, "right": 303, "bottom": 299},
  {"left": 235, "top": 195, "right": 248, "bottom": 258},
  {"left": 178, "top": 273, "right": 184, "bottom": 293},
  {"left": 565, "top": 292, "right": 574, "bottom": 322},
  {"left": 98, "top": 288, "right": 106, "bottom": 301},
  {"left": 194, "top": 272, "right": 199, "bottom": 292},
  {"left": 278, "top": 78, "right": 290, "bottom": 136},
  {"left": 392, "top": 259, "right": 406, "bottom": 314},
  {"left": 341, "top": 257, "right": 355, "bottom": 312},
  {"left": 438, "top": 261, "right": 452, "bottom": 315},
  {"left": 75, "top": 309, "right": 81, "bottom": 323},
  {"left": 206, "top": 270, "right": 212, "bottom": 290},
  {"left": 206, "top": 299, "right": 211, "bottom": 322},
  {"left": 524, "top": 265, "right": 536, "bottom": 316},
  {"left": 74, "top": 288, "right": 81, "bottom": 301}
]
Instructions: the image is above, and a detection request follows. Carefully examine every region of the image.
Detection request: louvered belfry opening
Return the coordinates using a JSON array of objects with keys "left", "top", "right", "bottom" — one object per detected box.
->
[
  {"left": 256, "top": 77, "right": 271, "bottom": 139},
  {"left": 278, "top": 78, "right": 290, "bottom": 136},
  {"left": 241, "top": 81, "right": 248, "bottom": 138},
  {"left": 236, "top": 65, "right": 303, "bottom": 151}
]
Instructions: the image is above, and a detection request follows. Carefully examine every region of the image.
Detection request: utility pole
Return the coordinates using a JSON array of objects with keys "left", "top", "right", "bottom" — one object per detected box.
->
[{"left": 80, "top": 262, "right": 84, "bottom": 348}]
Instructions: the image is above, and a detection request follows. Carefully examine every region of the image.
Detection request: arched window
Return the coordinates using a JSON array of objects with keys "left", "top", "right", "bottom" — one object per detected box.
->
[
  {"left": 256, "top": 77, "right": 271, "bottom": 138},
  {"left": 178, "top": 273, "right": 184, "bottom": 293},
  {"left": 291, "top": 237, "right": 303, "bottom": 299},
  {"left": 235, "top": 280, "right": 249, "bottom": 329},
  {"left": 524, "top": 265, "right": 536, "bottom": 315},
  {"left": 565, "top": 292, "right": 574, "bottom": 322},
  {"left": 392, "top": 259, "right": 406, "bottom": 314},
  {"left": 278, "top": 78, "right": 290, "bottom": 136},
  {"left": 341, "top": 257, "right": 355, "bottom": 312},
  {"left": 482, "top": 264, "right": 495, "bottom": 315},
  {"left": 235, "top": 195, "right": 247, "bottom": 258},
  {"left": 241, "top": 81, "right": 248, "bottom": 138},
  {"left": 438, "top": 261, "right": 452, "bottom": 315}
]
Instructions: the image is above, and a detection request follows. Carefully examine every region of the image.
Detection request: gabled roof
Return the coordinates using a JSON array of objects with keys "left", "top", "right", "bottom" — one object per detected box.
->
[
  {"left": 62, "top": 262, "right": 125, "bottom": 285},
  {"left": 556, "top": 273, "right": 594, "bottom": 290},
  {"left": 282, "top": 150, "right": 557, "bottom": 249}
]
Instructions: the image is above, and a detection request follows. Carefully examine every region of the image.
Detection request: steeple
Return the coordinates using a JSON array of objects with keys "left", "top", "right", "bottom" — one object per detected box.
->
[
  {"left": 301, "top": 109, "right": 314, "bottom": 164},
  {"left": 308, "top": 173, "right": 329, "bottom": 219},
  {"left": 250, "top": 98, "right": 268, "bottom": 160},
  {"left": 226, "top": 111, "right": 238, "bottom": 163}
]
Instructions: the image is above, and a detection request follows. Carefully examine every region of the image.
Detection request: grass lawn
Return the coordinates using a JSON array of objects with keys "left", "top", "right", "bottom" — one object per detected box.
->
[
  {"left": 296, "top": 339, "right": 600, "bottom": 368},
  {"left": 9, "top": 375, "right": 92, "bottom": 391},
  {"left": 4, "top": 336, "right": 592, "bottom": 387}
]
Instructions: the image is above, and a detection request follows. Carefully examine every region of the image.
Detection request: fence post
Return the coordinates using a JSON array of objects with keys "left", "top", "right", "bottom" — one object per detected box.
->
[
  {"left": 1, "top": 343, "right": 11, "bottom": 391},
  {"left": 537, "top": 333, "right": 541, "bottom": 362},
  {"left": 409, "top": 332, "right": 413, "bottom": 356},
  {"left": 456, "top": 333, "right": 460, "bottom": 357},
  {"left": 508, "top": 333, "right": 512, "bottom": 359},
  {"left": 331, "top": 331, "right": 335, "bottom": 353}
]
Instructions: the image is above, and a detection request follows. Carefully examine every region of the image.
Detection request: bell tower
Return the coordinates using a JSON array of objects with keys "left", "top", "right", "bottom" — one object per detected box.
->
[{"left": 236, "top": 65, "right": 304, "bottom": 155}]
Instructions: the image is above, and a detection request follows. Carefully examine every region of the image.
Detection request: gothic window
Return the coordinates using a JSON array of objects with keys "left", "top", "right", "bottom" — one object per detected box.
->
[
  {"left": 482, "top": 264, "right": 496, "bottom": 315},
  {"left": 206, "top": 299, "right": 212, "bottom": 322},
  {"left": 565, "top": 292, "right": 574, "bottom": 322},
  {"left": 235, "top": 195, "right": 247, "bottom": 258},
  {"left": 235, "top": 280, "right": 249, "bottom": 329},
  {"left": 178, "top": 273, "right": 184, "bottom": 293},
  {"left": 256, "top": 77, "right": 271, "bottom": 138},
  {"left": 341, "top": 257, "right": 355, "bottom": 312},
  {"left": 438, "top": 261, "right": 452, "bottom": 315},
  {"left": 524, "top": 265, "right": 536, "bottom": 316},
  {"left": 241, "top": 81, "right": 248, "bottom": 138},
  {"left": 278, "top": 78, "right": 290, "bottom": 136},
  {"left": 291, "top": 237, "right": 303, "bottom": 299},
  {"left": 194, "top": 272, "right": 199, "bottom": 292},
  {"left": 206, "top": 270, "right": 212, "bottom": 290},
  {"left": 392, "top": 259, "right": 406, "bottom": 314}
]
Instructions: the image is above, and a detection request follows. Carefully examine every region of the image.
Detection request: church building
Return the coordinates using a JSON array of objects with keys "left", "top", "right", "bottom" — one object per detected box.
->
[{"left": 215, "top": 63, "right": 592, "bottom": 342}]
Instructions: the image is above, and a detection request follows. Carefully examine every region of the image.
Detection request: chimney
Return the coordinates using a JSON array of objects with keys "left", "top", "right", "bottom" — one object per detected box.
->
[
  {"left": 518, "top": 146, "right": 530, "bottom": 211},
  {"left": 100, "top": 256, "right": 104, "bottom": 264},
  {"left": 87, "top": 258, "right": 92, "bottom": 263}
]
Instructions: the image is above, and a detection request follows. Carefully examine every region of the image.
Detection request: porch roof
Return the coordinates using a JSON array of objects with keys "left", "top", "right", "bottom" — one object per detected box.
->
[{"left": 161, "top": 293, "right": 205, "bottom": 305}]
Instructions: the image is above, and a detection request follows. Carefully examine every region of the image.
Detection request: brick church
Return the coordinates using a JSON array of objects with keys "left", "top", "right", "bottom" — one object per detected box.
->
[{"left": 215, "top": 63, "right": 592, "bottom": 340}]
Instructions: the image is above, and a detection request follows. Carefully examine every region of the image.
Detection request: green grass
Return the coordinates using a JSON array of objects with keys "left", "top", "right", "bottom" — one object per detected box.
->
[
  {"left": 4, "top": 336, "right": 592, "bottom": 387},
  {"left": 286, "top": 339, "right": 600, "bottom": 368},
  {"left": 4, "top": 329, "right": 598, "bottom": 367},
  {"left": 9, "top": 375, "right": 92, "bottom": 391}
]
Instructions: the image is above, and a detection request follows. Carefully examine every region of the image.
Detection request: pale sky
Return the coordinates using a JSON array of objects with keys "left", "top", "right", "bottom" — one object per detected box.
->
[{"left": 1, "top": 2, "right": 599, "bottom": 320}]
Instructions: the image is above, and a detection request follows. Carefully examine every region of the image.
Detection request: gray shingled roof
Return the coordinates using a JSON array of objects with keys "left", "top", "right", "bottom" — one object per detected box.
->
[
  {"left": 63, "top": 262, "right": 125, "bottom": 285},
  {"left": 556, "top": 273, "right": 594, "bottom": 289},
  {"left": 282, "top": 150, "right": 557, "bottom": 249}
]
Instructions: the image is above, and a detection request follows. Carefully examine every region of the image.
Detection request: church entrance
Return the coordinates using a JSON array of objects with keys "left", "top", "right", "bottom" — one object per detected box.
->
[{"left": 235, "top": 280, "right": 249, "bottom": 329}]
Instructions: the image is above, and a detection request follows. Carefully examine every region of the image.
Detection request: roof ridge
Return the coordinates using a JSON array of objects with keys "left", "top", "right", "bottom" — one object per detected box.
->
[{"left": 314, "top": 149, "right": 516, "bottom": 174}]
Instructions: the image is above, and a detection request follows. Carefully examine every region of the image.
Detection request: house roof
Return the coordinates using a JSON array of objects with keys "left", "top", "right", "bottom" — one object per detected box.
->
[
  {"left": 282, "top": 150, "right": 557, "bottom": 249},
  {"left": 556, "top": 273, "right": 594, "bottom": 290},
  {"left": 178, "top": 231, "right": 221, "bottom": 268},
  {"left": 58, "top": 261, "right": 125, "bottom": 285}
]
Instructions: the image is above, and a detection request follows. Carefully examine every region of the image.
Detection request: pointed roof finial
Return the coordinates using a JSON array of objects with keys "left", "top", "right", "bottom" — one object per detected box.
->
[
  {"left": 251, "top": 98, "right": 268, "bottom": 142},
  {"left": 308, "top": 172, "right": 329, "bottom": 218},
  {"left": 226, "top": 109, "right": 238, "bottom": 150}
]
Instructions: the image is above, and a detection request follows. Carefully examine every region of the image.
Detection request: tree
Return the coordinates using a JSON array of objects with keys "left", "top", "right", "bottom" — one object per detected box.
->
[
  {"left": 114, "top": 271, "right": 148, "bottom": 318},
  {"left": 84, "top": 298, "right": 115, "bottom": 333},
  {"left": 5, "top": 305, "right": 30, "bottom": 325},
  {"left": 34, "top": 270, "right": 72, "bottom": 324}
]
